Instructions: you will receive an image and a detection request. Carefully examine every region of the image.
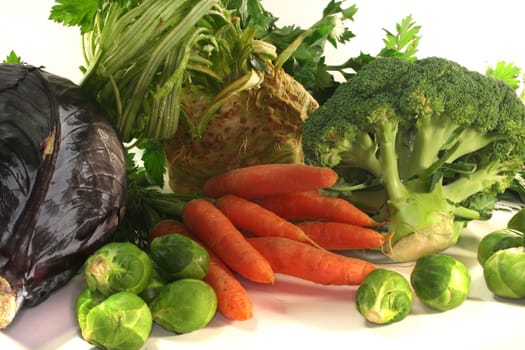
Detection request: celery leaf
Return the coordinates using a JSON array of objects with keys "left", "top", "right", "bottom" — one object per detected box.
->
[
  {"left": 49, "top": 0, "right": 99, "bottom": 34},
  {"left": 3, "top": 50, "right": 22, "bottom": 64}
]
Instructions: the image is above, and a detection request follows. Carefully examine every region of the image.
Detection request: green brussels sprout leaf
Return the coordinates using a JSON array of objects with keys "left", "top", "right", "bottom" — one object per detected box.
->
[
  {"left": 150, "top": 278, "right": 217, "bottom": 334},
  {"left": 508, "top": 208, "right": 525, "bottom": 234},
  {"left": 410, "top": 254, "right": 471, "bottom": 311},
  {"left": 477, "top": 228, "right": 524, "bottom": 267},
  {"left": 483, "top": 247, "right": 525, "bottom": 299},
  {"left": 140, "top": 266, "right": 167, "bottom": 304},
  {"left": 356, "top": 268, "right": 413, "bottom": 324},
  {"left": 77, "top": 291, "right": 153, "bottom": 350},
  {"left": 84, "top": 242, "right": 153, "bottom": 296},
  {"left": 150, "top": 234, "right": 210, "bottom": 281},
  {"left": 76, "top": 288, "right": 106, "bottom": 331}
]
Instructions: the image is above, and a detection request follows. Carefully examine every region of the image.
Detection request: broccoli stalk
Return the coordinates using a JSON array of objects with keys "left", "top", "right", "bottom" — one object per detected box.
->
[
  {"left": 304, "top": 56, "right": 525, "bottom": 262},
  {"left": 359, "top": 99, "right": 460, "bottom": 261}
]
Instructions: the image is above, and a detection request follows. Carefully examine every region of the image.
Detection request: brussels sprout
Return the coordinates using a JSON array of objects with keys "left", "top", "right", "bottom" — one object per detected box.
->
[
  {"left": 410, "top": 254, "right": 471, "bottom": 311},
  {"left": 84, "top": 242, "right": 153, "bottom": 296},
  {"left": 76, "top": 288, "right": 106, "bottom": 331},
  {"left": 508, "top": 208, "right": 525, "bottom": 233},
  {"left": 150, "top": 278, "right": 217, "bottom": 334},
  {"left": 76, "top": 290, "right": 152, "bottom": 350},
  {"left": 477, "top": 228, "right": 524, "bottom": 267},
  {"left": 140, "top": 266, "right": 167, "bottom": 304},
  {"left": 149, "top": 234, "right": 210, "bottom": 281},
  {"left": 483, "top": 247, "right": 525, "bottom": 299},
  {"left": 355, "top": 268, "right": 412, "bottom": 324}
]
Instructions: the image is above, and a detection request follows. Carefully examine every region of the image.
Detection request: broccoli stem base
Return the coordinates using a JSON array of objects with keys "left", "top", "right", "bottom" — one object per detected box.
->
[{"left": 384, "top": 189, "right": 458, "bottom": 262}]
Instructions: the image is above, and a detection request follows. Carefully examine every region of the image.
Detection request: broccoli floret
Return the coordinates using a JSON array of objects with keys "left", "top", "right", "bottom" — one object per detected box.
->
[{"left": 303, "top": 56, "right": 525, "bottom": 262}]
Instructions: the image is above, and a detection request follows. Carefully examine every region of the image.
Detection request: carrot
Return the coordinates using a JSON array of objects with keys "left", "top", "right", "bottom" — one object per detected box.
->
[
  {"left": 149, "top": 219, "right": 254, "bottom": 321},
  {"left": 247, "top": 236, "right": 376, "bottom": 285},
  {"left": 149, "top": 219, "right": 191, "bottom": 243},
  {"left": 295, "top": 221, "right": 388, "bottom": 250},
  {"left": 182, "top": 198, "right": 274, "bottom": 284},
  {"left": 202, "top": 163, "right": 338, "bottom": 199},
  {"left": 254, "top": 190, "right": 381, "bottom": 227},
  {"left": 204, "top": 253, "right": 254, "bottom": 321},
  {"left": 216, "top": 194, "right": 323, "bottom": 249}
]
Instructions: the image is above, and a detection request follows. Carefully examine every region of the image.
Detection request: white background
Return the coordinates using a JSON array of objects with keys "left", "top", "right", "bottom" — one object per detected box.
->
[{"left": 2, "top": 0, "right": 525, "bottom": 85}]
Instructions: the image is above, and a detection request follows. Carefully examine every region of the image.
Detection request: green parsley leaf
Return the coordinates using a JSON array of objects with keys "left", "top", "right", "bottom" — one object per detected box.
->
[
  {"left": 248, "top": 0, "right": 356, "bottom": 102},
  {"left": 379, "top": 14, "right": 421, "bottom": 61},
  {"left": 224, "top": 0, "right": 278, "bottom": 37},
  {"left": 486, "top": 61, "right": 522, "bottom": 90},
  {"left": 49, "top": 0, "right": 99, "bottom": 34},
  {"left": 140, "top": 141, "right": 166, "bottom": 189},
  {"left": 3, "top": 50, "right": 22, "bottom": 64}
]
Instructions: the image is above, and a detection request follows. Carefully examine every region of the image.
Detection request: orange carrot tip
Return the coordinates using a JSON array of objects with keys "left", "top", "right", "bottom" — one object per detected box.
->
[
  {"left": 247, "top": 236, "right": 376, "bottom": 286},
  {"left": 295, "top": 221, "right": 389, "bottom": 250},
  {"left": 205, "top": 254, "right": 254, "bottom": 321},
  {"left": 202, "top": 163, "right": 338, "bottom": 199},
  {"left": 255, "top": 190, "right": 381, "bottom": 227},
  {"left": 216, "top": 194, "right": 324, "bottom": 250}
]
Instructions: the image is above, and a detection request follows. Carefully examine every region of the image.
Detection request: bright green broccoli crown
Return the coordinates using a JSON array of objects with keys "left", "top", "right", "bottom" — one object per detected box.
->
[
  {"left": 303, "top": 57, "right": 413, "bottom": 176},
  {"left": 304, "top": 56, "right": 525, "bottom": 196},
  {"left": 303, "top": 56, "right": 525, "bottom": 261}
]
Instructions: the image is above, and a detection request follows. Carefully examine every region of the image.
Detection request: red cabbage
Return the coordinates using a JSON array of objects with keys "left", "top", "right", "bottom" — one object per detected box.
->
[{"left": 0, "top": 64, "right": 126, "bottom": 329}]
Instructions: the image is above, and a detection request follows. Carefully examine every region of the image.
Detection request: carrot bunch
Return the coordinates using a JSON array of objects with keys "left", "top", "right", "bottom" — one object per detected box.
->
[{"left": 150, "top": 164, "right": 389, "bottom": 322}]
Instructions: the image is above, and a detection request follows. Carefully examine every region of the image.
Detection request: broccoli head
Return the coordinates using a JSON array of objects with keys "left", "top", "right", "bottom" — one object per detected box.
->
[{"left": 303, "top": 56, "right": 525, "bottom": 262}]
